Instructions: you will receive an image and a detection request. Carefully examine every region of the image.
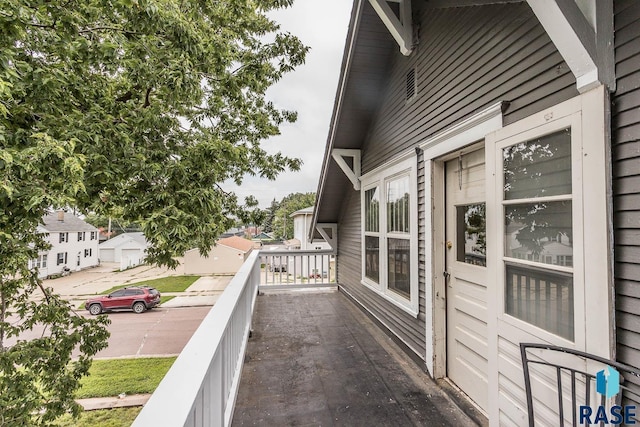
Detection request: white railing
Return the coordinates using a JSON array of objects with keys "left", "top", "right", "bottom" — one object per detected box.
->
[
  {"left": 259, "top": 249, "right": 336, "bottom": 289},
  {"left": 132, "top": 251, "right": 261, "bottom": 427}
]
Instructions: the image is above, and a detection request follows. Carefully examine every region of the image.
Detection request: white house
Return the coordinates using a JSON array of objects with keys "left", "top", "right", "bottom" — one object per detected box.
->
[
  {"left": 290, "top": 207, "right": 331, "bottom": 251},
  {"left": 32, "top": 211, "right": 100, "bottom": 278},
  {"left": 285, "top": 207, "right": 332, "bottom": 277},
  {"left": 99, "top": 232, "right": 148, "bottom": 270}
]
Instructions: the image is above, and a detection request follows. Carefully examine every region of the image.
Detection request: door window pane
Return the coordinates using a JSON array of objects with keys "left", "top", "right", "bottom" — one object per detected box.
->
[
  {"left": 387, "top": 176, "right": 410, "bottom": 233},
  {"left": 505, "top": 201, "right": 572, "bottom": 266},
  {"left": 365, "top": 236, "right": 379, "bottom": 283},
  {"left": 365, "top": 187, "right": 379, "bottom": 232},
  {"left": 503, "top": 128, "right": 574, "bottom": 340},
  {"left": 503, "top": 129, "right": 571, "bottom": 200},
  {"left": 457, "top": 203, "right": 486, "bottom": 266},
  {"left": 388, "top": 238, "right": 410, "bottom": 298},
  {"left": 505, "top": 263, "right": 574, "bottom": 341}
]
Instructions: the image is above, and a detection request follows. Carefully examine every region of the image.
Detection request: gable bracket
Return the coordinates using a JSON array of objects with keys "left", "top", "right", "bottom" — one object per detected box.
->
[
  {"left": 368, "top": 0, "right": 414, "bottom": 56},
  {"left": 331, "top": 149, "right": 361, "bottom": 191},
  {"left": 526, "top": 0, "right": 614, "bottom": 93},
  {"left": 315, "top": 223, "right": 337, "bottom": 253}
]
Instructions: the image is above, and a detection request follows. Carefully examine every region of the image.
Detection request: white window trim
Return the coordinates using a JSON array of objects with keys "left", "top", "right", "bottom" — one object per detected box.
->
[{"left": 360, "top": 155, "right": 419, "bottom": 316}]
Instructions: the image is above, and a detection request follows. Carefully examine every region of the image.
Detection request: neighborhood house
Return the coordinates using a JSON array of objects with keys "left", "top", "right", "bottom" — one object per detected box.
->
[{"left": 32, "top": 211, "right": 99, "bottom": 278}]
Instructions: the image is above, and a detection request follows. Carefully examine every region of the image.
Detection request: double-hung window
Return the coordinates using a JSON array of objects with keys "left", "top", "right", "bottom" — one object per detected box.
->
[
  {"left": 57, "top": 252, "right": 67, "bottom": 265},
  {"left": 361, "top": 156, "right": 418, "bottom": 315}
]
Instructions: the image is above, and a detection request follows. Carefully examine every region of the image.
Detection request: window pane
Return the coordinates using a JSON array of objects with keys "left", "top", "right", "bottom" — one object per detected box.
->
[
  {"left": 387, "top": 176, "right": 410, "bottom": 233},
  {"left": 457, "top": 203, "right": 486, "bottom": 266},
  {"left": 365, "top": 187, "right": 380, "bottom": 232},
  {"left": 505, "top": 262, "right": 574, "bottom": 341},
  {"left": 503, "top": 129, "right": 571, "bottom": 200},
  {"left": 388, "top": 238, "right": 410, "bottom": 298},
  {"left": 365, "top": 236, "right": 379, "bottom": 283},
  {"left": 505, "top": 201, "right": 572, "bottom": 266}
]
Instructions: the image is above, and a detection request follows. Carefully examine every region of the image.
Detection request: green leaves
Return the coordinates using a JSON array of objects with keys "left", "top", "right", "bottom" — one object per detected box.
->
[{"left": 1, "top": 0, "right": 307, "bottom": 424}]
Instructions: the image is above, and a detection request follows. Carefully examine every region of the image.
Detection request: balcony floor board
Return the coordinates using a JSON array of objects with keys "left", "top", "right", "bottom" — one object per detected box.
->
[{"left": 232, "top": 289, "right": 480, "bottom": 426}]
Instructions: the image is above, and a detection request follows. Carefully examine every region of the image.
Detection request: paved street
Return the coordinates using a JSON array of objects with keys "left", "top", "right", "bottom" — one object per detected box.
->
[
  {"left": 7, "top": 262, "right": 232, "bottom": 359},
  {"left": 92, "top": 306, "right": 213, "bottom": 358}
]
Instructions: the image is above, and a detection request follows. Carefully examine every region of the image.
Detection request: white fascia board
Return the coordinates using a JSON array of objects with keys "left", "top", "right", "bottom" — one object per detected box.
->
[
  {"left": 527, "top": 0, "right": 600, "bottom": 93},
  {"left": 368, "top": 0, "right": 413, "bottom": 55}
]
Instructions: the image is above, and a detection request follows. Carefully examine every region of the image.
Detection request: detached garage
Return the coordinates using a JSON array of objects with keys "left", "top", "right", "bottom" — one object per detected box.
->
[
  {"left": 184, "top": 236, "right": 254, "bottom": 275},
  {"left": 99, "top": 232, "right": 148, "bottom": 270}
]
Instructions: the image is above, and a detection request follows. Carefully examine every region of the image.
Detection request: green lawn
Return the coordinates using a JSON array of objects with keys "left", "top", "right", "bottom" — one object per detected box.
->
[
  {"left": 76, "top": 357, "right": 177, "bottom": 399},
  {"left": 101, "top": 275, "right": 200, "bottom": 294},
  {"left": 55, "top": 407, "right": 141, "bottom": 427}
]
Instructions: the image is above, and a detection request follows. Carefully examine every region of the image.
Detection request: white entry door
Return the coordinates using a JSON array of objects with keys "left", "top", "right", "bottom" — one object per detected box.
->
[{"left": 445, "top": 147, "right": 489, "bottom": 413}]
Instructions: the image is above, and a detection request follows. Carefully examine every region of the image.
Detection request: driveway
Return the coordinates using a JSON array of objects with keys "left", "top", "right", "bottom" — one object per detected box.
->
[{"left": 42, "top": 259, "right": 186, "bottom": 298}]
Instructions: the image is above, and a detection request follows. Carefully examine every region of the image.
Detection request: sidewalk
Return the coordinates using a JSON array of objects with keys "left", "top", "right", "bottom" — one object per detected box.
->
[
  {"left": 78, "top": 394, "right": 151, "bottom": 411},
  {"left": 161, "top": 275, "right": 231, "bottom": 308},
  {"left": 48, "top": 265, "right": 233, "bottom": 310}
]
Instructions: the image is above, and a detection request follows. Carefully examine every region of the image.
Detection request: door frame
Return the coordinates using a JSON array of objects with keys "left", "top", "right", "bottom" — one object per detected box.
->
[{"left": 420, "top": 103, "right": 504, "bottom": 378}]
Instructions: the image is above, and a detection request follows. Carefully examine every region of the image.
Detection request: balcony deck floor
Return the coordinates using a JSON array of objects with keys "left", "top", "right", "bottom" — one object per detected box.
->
[{"left": 232, "top": 289, "right": 480, "bottom": 426}]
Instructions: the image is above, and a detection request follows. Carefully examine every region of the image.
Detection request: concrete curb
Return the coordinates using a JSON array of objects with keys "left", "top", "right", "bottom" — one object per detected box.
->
[{"left": 77, "top": 394, "right": 151, "bottom": 411}]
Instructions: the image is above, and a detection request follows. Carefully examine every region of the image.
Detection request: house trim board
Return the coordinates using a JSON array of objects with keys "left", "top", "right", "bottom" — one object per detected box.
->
[
  {"left": 421, "top": 102, "right": 504, "bottom": 377},
  {"left": 315, "top": 223, "right": 337, "bottom": 253},
  {"left": 526, "top": 0, "right": 614, "bottom": 92},
  {"left": 331, "top": 149, "right": 361, "bottom": 190}
]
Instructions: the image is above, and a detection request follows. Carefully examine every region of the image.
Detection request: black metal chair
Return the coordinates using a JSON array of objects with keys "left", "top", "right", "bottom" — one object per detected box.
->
[{"left": 520, "top": 343, "right": 640, "bottom": 426}]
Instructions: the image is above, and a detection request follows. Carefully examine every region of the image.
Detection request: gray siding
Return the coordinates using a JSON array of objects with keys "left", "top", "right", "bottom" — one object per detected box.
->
[
  {"left": 613, "top": 0, "right": 640, "bottom": 398},
  {"left": 362, "top": 2, "right": 577, "bottom": 172},
  {"left": 335, "top": 2, "right": 578, "bottom": 362},
  {"left": 337, "top": 175, "right": 428, "bottom": 359}
]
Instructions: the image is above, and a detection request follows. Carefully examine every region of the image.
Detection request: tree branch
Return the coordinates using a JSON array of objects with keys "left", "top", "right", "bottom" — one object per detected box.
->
[
  {"left": 143, "top": 87, "right": 152, "bottom": 108},
  {"left": 78, "top": 26, "right": 140, "bottom": 35}
]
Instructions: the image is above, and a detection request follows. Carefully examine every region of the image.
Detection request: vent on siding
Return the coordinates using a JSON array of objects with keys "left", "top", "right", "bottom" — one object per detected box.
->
[{"left": 406, "top": 68, "right": 416, "bottom": 101}]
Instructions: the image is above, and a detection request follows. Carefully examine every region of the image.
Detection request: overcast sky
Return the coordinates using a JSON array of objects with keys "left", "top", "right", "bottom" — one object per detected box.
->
[{"left": 223, "top": 1, "right": 353, "bottom": 208}]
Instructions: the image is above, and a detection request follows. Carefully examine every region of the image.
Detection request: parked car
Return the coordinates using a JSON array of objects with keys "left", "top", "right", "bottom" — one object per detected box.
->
[{"left": 85, "top": 286, "right": 161, "bottom": 315}]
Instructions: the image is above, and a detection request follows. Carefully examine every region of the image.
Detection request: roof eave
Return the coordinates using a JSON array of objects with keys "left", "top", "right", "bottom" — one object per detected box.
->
[{"left": 310, "top": 0, "right": 363, "bottom": 239}]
